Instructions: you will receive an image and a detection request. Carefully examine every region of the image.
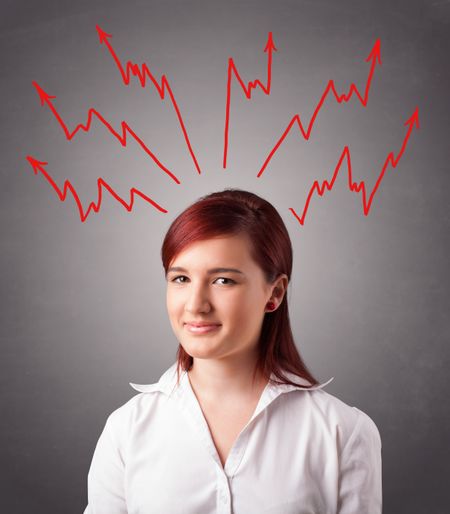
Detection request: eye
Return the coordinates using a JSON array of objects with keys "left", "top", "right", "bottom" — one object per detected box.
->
[
  {"left": 171, "top": 275, "right": 189, "bottom": 283},
  {"left": 169, "top": 276, "right": 235, "bottom": 285},
  {"left": 214, "top": 277, "right": 236, "bottom": 285}
]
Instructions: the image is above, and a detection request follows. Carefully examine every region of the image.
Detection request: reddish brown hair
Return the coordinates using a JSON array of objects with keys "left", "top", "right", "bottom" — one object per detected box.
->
[{"left": 161, "top": 189, "right": 319, "bottom": 388}]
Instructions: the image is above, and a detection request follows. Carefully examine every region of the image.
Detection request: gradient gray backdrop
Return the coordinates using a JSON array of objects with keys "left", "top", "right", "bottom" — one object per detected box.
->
[{"left": 1, "top": 0, "right": 449, "bottom": 513}]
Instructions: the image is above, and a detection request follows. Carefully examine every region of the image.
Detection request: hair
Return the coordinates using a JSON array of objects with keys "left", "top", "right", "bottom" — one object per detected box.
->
[{"left": 161, "top": 188, "right": 319, "bottom": 388}]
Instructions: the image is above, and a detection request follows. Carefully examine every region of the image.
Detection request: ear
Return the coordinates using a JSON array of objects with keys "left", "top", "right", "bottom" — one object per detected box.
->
[{"left": 268, "top": 274, "right": 289, "bottom": 308}]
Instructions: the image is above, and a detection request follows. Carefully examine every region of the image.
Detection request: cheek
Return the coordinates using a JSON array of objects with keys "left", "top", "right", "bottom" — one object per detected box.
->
[
  {"left": 226, "top": 290, "right": 264, "bottom": 325},
  {"left": 166, "top": 290, "right": 182, "bottom": 318}
]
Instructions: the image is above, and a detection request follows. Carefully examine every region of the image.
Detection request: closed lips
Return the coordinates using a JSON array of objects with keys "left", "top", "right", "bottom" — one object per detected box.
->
[
  {"left": 184, "top": 322, "right": 221, "bottom": 333},
  {"left": 185, "top": 322, "right": 221, "bottom": 327}
]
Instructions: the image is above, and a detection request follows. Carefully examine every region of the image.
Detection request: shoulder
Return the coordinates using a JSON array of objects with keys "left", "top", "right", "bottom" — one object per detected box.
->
[
  {"left": 287, "top": 387, "right": 381, "bottom": 453},
  {"left": 320, "top": 389, "right": 381, "bottom": 453},
  {"left": 102, "top": 388, "right": 163, "bottom": 445},
  {"left": 100, "top": 362, "right": 181, "bottom": 443}
]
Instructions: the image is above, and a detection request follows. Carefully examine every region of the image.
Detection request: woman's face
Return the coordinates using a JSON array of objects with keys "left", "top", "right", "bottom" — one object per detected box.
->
[{"left": 165, "top": 234, "right": 287, "bottom": 364}]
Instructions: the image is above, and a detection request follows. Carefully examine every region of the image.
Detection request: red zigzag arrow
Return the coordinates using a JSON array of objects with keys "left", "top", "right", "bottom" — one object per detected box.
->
[
  {"left": 96, "top": 25, "right": 202, "bottom": 175},
  {"left": 223, "top": 32, "right": 277, "bottom": 168},
  {"left": 288, "top": 106, "right": 420, "bottom": 225},
  {"left": 26, "top": 155, "right": 168, "bottom": 222},
  {"left": 257, "top": 39, "right": 382, "bottom": 178},
  {"left": 32, "top": 81, "right": 181, "bottom": 184}
]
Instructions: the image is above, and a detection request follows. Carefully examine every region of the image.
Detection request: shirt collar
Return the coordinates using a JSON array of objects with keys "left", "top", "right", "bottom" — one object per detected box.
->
[{"left": 130, "top": 362, "right": 334, "bottom": 396}]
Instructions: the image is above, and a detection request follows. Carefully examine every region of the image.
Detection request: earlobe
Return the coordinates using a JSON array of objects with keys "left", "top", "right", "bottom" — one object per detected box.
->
[
  {"left": 266, "top": 301, "right": 276, "bottom": 312},
  {"left": 265, "top": 275, "right": 288, "bottom": 312}
]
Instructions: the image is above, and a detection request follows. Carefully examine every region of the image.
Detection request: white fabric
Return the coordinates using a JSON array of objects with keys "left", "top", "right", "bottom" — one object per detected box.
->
[{"left": 84, "top": 362, "right": 382, "bottom": 514}]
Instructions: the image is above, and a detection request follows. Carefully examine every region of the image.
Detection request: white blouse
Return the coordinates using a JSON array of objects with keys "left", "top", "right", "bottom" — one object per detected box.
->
[{"left": 84, "top": 362, "right": 382, "bottom": 514}]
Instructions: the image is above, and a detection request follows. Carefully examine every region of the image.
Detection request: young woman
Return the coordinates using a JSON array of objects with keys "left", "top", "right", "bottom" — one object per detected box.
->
[{"left": 84, "top": 189, "right": 382, "bottom": 514}]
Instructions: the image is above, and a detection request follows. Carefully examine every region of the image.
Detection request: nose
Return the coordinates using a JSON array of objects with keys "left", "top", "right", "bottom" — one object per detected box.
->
[{"left": 184, "top": 282, "right": 211, "bottom": 314}]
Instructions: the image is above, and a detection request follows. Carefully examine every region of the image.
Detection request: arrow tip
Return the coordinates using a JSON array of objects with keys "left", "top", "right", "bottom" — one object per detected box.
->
[
  {"left": 264, "top": 32, "right": 278, "bottom": 53},
  {"left": 404, "top": 106, "right": 420, "bottom": 129},
  {"left": 32, "top": 81, "right": 56, "bottom": 106},
  {"left": 366, "top": 38, "right": 381, "bottom": 65},
  {"left": 26, "top": 155, "right": 48, "bottom": 174},
  {"left": 96, "top": 24, "right": 112, "bottom": 44}
]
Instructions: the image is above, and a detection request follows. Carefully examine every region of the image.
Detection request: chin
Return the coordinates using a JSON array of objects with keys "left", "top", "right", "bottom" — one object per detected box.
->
[{"left": 179, "top": 340, "right": 220, "bottom": 360}]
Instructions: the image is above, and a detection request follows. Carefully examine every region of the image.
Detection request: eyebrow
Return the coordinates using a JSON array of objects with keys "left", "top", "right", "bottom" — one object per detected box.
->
[{"left": 166, "top": 266, "right": 244, "bottom": 276}]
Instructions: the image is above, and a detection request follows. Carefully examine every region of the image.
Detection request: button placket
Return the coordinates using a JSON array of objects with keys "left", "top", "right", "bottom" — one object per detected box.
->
[
  {"left": 216, "top": 467, "right": 232, "bottom": 513},
  {"left": 175, "top": 372, "right": 224, "bottom": 469}
]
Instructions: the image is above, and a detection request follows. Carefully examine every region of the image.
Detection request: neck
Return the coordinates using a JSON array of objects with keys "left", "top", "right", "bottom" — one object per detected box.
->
[{"left": 187, "top": 351, "right": 267, "bottom": 401}]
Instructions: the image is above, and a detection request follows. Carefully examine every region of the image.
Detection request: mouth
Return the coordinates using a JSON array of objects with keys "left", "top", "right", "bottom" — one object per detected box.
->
[{"left": 184, "top": 322, "right": 222, "bottom": 334}]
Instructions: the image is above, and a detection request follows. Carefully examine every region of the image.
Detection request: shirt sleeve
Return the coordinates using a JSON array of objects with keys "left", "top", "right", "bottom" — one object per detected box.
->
[
  {"left": 337, "top": 408, "right": 382, "bottom": 514},
  {"left": 83, "top": 413, "right": 128, "bottom": 514}
]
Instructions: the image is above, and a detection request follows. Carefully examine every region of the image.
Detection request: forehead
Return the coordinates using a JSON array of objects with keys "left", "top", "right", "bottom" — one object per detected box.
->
[{"left": 170, "top": 234, "right": 256, "bottom": 267}]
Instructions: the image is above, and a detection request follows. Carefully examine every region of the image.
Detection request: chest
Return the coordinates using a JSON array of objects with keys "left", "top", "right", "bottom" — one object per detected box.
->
[
  {"left": 198, "top": 396, "right": 261, "bottom": 467},
  {"left": 125, "top": 395, "right": 338, "bottom": 514}
]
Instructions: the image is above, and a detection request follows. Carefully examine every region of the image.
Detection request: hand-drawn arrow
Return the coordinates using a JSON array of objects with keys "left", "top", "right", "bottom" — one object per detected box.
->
[
  {"left": 257, "top": 39, "right": 382, "bottom": 177},
  {"left": 32, "top": 81, "right": 180, "bottom": 184},
  {"left": 223, "top": 32, "right": 277, "bottom": 168},
  {"left": 26, "top": 155, "right": 168, "bottom": 222},
  {"left": 288, "top": 106, "right": 419, "bottom": 225},
  {"left": 96, "top": 24, "right": 202, "bottom": 175}
]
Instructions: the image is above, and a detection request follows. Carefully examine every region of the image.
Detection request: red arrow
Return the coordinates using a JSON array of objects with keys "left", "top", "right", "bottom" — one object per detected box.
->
[
  {"left": 96, "top": 25, "right": 112, "bottom": 46},
  {"left": 257, "top": 39, "right": 382, "bottom": 178},
  {"left": 26, "top": 155, "right": 168, "bottom": 222},
  {"left": 32, "top": 81, "right": 180, "bottom": 184},
  {"left": 223, "top": 32, "right": 277, "bottom": 168},
  {"left": 95, "top": 24, "right": 201, "bottom": 175},
  {"left": 288, "top": 106, "right": 420, "bottom": 226}
]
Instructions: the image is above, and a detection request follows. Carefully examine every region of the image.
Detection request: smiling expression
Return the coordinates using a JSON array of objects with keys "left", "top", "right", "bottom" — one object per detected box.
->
[{"left": 166, "top": 234, "right": 286, "bottom": 363}]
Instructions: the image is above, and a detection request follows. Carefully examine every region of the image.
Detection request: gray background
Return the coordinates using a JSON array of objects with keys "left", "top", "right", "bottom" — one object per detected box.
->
[{"left": 1, "top": 0, "right": 449, "bottom": 512}]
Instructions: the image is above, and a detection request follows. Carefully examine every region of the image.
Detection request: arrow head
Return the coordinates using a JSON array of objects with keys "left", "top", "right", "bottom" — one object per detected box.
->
[
  {"left": 32, "top": 81, "right": 56, "bottom": 106},
  {"left": 26, "top": 155, "right": 48, "bottom": 174},
  {"left": 365, "top": 39, "right": 381, "bottom": 65},
  {"left": 404, "top": 106, "right": 420, "bottom": 129},
  {"left": 264, "top": 32, "right": 278, "bottom": 53},
  {"left": 96, "top": 24, "right": 112, "bottom": 44}
]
